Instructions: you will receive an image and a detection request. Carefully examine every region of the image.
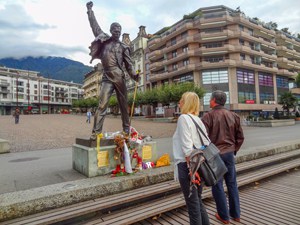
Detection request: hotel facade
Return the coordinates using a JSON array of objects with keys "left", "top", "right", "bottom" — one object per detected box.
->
[
  {"left": 0, "top": 66, "right": 84, "bottom": 115},
  {"left": 146, "top": 5, "right": 300, "bottom": 116}
]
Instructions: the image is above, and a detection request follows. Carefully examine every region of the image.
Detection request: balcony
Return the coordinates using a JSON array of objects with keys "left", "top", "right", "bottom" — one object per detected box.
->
[
  {"left": 148, "top": 36, "right": 164, "bottom": 51},
  {"left": 278, "top": 69, "right": 298, "bottom": 77},
  {"left": 0, "top": 82, "right": 9, "bottom": 87},
  {"left": 149, "top": 61, "right": 164, "bottom": 72},
  {"left": 149, "top": 64, "right": 196, "bottom": 82},
  {"left": 0, "top": 89, "right": 10, "bottom": 94}
]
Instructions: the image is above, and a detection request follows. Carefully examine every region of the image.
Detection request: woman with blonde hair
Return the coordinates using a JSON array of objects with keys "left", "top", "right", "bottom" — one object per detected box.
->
[{"left": 172, "top": 92, "right": 210, "bottom": 225}]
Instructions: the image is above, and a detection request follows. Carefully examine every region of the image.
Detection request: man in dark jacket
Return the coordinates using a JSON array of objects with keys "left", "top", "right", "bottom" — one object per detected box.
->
[
  {"left": 86, "top": 1, "right": 139, "bottom": 140},
  {"left": 202, "top": 90, "right": 244, "bottom": 224}
]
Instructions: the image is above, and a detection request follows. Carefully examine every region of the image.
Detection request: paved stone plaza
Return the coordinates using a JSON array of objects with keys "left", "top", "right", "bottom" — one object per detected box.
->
[
  {"left": 0, "top": 114, "right": 300, "bottom": 153},
  {"left": 0, "top": 114, "right": 177, "bottom": 152}
]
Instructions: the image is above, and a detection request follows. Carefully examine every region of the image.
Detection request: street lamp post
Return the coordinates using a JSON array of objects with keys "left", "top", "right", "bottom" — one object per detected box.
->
[
  {"left": 27, "top": 70, "right": 30, "bottom": 113},
  {"left": 48, "top": 74, "right": 50, "bottom": 114}
]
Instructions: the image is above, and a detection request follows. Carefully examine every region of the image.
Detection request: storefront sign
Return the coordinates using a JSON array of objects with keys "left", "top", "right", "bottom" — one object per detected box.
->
[{"left": 245, "top": 100, "right": 255, "bottom": 104}]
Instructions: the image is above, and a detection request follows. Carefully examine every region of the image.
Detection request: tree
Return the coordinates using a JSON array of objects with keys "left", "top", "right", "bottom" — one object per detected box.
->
[
  {"left": 295, "top": 73, "right": 300, "bottom": 88},
  {"left": 281, "top": 27, "right": 291, "bottom": 35},
  {"left": 108, "top": 95, "right": 119, "bottom": 115},
  {"left": 279, "top": 92, "right": 297, "bottom": 116}
]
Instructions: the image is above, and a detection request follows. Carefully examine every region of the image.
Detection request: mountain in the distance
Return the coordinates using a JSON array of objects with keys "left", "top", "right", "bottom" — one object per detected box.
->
[{"left": 0, "top": 56, "right": 93, "bottom": 84}]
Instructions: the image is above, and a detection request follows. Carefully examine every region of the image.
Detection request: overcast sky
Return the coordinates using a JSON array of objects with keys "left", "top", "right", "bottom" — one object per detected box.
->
[{"left": 0, "top": 0, "right": 299, "bottom": 66}]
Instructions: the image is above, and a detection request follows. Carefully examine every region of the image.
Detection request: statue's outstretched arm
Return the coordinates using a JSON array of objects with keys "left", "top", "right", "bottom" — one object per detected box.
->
[{"left": 86, "top": 1, "right": 103, "bottom": 37}]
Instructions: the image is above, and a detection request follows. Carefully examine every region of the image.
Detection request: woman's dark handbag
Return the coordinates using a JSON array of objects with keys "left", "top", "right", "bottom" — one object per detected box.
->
[{"left": 188, "top": 115, "right": 228, "bottom": 186}]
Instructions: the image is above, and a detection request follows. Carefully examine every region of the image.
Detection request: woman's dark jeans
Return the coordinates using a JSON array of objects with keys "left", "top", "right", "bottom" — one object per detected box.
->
[
  {"left": 212, "top": 152, "right": 240, "bottom": 221},
  {"left": 178, "top": 162, "right": 210, "bottom": 225}
]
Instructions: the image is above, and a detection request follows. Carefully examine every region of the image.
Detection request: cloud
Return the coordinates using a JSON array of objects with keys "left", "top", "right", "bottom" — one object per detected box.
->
[
  {"left": 0, "top": 2, "right": 87, "bottom": 62},
  {"left": 0, "top": 0, "right": 299, "bottom": 66}
]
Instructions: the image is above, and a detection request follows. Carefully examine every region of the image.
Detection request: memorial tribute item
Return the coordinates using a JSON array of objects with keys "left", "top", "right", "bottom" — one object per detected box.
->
[{"left": 86, "top": 1, "right": 139, "bottom": 140}]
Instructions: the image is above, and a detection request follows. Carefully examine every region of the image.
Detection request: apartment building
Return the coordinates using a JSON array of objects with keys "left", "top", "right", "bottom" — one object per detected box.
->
[
  {"left": 146, "top": 5, "right": 300, "bottom": 116},
  {"left": 0, "top": 66, "right": 84, "bottom": 115},
  {"left": 82, "top": 63, "right": 103, "bottom": 99},
  {"left": 128, "top": 26, "right": 150, "bottom": 93}
]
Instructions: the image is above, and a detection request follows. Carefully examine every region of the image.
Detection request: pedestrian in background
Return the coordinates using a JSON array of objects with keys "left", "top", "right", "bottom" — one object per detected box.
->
[
  {"left": 173, "top": 92, "right": 210, "bottom": 225},
  {"left": 202, "top": 90, "right": 244, "bottom": 224},
  {"left": 86, "top": 110, "right": 92, "bottom": 123},
  {"left": 14, "top": 108, "right": 20, "bottom": 124}
]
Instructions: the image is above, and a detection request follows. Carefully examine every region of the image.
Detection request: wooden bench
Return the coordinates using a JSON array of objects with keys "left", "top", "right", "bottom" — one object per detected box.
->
[
  {"left": 86, "top": 157, "right": 300, "bottom": 225},
  {"left": 4, "top": 149, "right": 300, "bottom": 225}
]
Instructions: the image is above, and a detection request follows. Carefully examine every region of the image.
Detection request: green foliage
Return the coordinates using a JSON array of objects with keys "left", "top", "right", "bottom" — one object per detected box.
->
[
  {"left": 279, "top": 92, "right": 297, "bottom": 115},
  {"left": 281, "top": 27, "right": 291, "bottom": 35},
  {"left": 295, "top": 73, "right": 300, "bottom": 88},
  {"left": 183, "top": 10, "right": 202, "bottom": 20},
  {"left": 154, "top": 27, "right": 171, "bottom": 36},
  {"left": 108, "top": 95, "right": 118, "bottom": 107}
]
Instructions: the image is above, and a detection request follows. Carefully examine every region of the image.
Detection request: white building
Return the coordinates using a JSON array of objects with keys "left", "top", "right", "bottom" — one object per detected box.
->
[{"left": 0, "top": 66, "right": 83, "bottom": 115}]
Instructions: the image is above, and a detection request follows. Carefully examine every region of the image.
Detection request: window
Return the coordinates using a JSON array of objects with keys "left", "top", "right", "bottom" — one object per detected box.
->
[
  {"left": 183, "top": 59, "right": 189, "bottom": 66},
  {"left": 172, "top": 50, "right": 177, "bottom": 58},
  {"left": 171, "top": 37, "right": 176, "bottom": 46},
  {"left": 173, "top": 73, "right": 193, "bottom": 83},
  {"left": 183, "top": 45, "right": 188, "bottom": 53},
  {"left": 237, "top": 69, "right": 255, "bottom": 84},
  {"left": 203, "top": 92, "right": 230, "bottom": 105},
  {"left": 172, "top": 63, "right": 178, "bottom": 71},
  {"left": 204, "top": 56, "right": 224, "bottom": 63},
  {"left": 34, "top": 96, "right": 38, "bottom": 100},
  {"left": 34, "top": 84, "right": 38, "bottom": 88},
  {"left": 258, "top": 73, "right": 273, "bottom": 86},
  {"left": 276, "top": 76, "right": 289, "bottom": 88},
  {"left": 181, "top": 31, "right": 188, "bottom": 39},
  {"left": 260, "top": 93, "right": 274, "bottom": 104},
  {"left": 239, "top": 25, "right": 244, "bottom": 31},
  {"left": 203, "top": 27, "right": 222, "bottom": 33},
  {"left": 240, "top": 53, "right": 246, "bottom": 60},
  {"left": 202, "top": 69, "right": 228, "bottom": 84},
  {"left": 248, "top": 28, "right": 254, "bottom": 36},
  {"left": 238, "top": 92, "right": 256, "bottom": 103},
  {"left": 203, "top": 42, "right": 223, "bottom": 48},
  {"left": 239, "top": 39, "right": 244, "bottom": 46}
]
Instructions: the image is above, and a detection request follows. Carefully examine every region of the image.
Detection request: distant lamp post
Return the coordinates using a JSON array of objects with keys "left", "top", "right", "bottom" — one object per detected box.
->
[
  {"left": 27, "top": 70, "right": 31, "bottom": 114},
  {"left": 48, "top": 73, "right": 50, "bottom": 114},
  {"left": 16, "top": 72, "right": 19, "bottom": 108}
]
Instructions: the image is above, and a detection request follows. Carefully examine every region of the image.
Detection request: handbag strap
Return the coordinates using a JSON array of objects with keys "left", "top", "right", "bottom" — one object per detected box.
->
[{"left": 187, "top": 114, "right": 210, "bottom": 146}]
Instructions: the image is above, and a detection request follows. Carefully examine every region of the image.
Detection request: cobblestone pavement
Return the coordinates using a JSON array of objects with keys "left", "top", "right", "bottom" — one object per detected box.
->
[{"left": 0, "top": 114, "right": 178, "bottom": 152}]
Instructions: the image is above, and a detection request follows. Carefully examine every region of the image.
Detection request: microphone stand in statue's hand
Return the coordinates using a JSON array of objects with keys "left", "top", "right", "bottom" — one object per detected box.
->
[{"left": 129, "top": 70, "right": 140, "bottom": 126}]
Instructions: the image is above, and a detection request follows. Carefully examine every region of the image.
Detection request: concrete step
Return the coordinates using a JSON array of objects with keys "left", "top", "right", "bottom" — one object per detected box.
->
[
  {"left": 3, "top": 148, "right": 300, "bottom": 225},
  {"left": 84, "top": 157, "right": 300, "bottom": 225}
]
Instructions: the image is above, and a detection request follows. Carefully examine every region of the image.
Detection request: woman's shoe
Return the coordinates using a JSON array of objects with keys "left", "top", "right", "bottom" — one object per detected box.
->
[{"left": 215, "top": 213, "right": 230, "bottom": 224}]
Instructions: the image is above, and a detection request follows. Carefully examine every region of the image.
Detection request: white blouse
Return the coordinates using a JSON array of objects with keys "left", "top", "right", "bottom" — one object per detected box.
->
[{"left": 172, "top": 113, "right": 210, "bottom": 180}]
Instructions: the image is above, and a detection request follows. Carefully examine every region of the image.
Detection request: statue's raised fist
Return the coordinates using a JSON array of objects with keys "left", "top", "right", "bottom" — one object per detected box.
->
[{"left": 86, "top": 1, "right": 93, "bottom": 10}]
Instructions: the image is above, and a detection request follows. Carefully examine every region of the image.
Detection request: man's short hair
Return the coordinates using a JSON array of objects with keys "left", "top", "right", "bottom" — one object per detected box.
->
[
  {"left": 110, "top": 22, "right": 121, "bottom": 31},
  {"left": 211, "top": 90, "right": 227, "bottom": 106}
]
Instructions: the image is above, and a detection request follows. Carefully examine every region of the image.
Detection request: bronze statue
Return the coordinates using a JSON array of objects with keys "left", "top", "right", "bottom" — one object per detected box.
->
[{"left": 86, "top": 1, "right": 139, "bottom": 140}]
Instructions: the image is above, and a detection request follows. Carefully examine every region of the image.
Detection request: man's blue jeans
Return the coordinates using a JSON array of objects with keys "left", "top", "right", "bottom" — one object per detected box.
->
[
  {"left": 178, "top": 162, "right": 210, "bottom": 225},
  {"left": 212, "top": 152, "right": 240, "bottom": 221}
]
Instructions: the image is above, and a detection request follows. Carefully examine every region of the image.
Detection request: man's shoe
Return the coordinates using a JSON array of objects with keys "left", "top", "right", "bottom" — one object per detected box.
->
[
  {"left": 215, "top": 213, "right": 230, "bottom": 224},
  {"left": 232, "top": 218, "right": 240, "bottom": 222}
]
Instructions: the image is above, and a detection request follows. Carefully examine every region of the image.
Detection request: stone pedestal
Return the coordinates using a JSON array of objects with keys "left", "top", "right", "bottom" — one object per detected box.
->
[
  {"left": 72, "top": 140, "right": 158, "bottom": 177},
  {"left": 0, "top": 139, "right": 10, "bottom": 154}
]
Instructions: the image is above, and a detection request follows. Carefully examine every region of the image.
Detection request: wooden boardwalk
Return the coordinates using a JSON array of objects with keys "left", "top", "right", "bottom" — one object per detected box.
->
[{"left": 135, "top": 169, "right": 300, "bottom": 225}]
